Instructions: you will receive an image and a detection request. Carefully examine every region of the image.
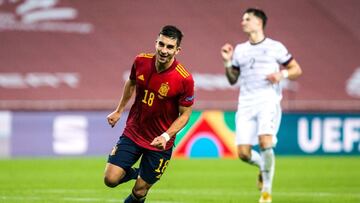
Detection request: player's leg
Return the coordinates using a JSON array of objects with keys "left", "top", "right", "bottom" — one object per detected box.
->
[
  {"left": 104, "top": 163, "right": 126, "bottom": 187},
  {"left": 124, "top": 177, "right": 151, "bottom": 203},
  {"left": 237, "top": 144, "right": 263, "bottom": 191},
  {"left": 237, "top": 145, "right": 262, "bottom": 168},
  {"left": 105, "top": 164, "right": 140, "bottom": 187},
  {"left": 104, "top": 136, "right": 142, "bottom": 187},
  {"left": 124, "top": 147, "right": 173, "bottom": 202},
  {"left": 257, "top": 102, "right": 281, "bottom": 202},
  {"left": 259, "top": 134, "right": 275, "bottom": 192},
  {"left": 236, "top": 107, "right": 264, "bottom": 191},
  {"left": 236, "top": 107, "right": 263, "bottom": 167},
  {"left": 258, "top": 134, "right": 275, "bottom": 203}
]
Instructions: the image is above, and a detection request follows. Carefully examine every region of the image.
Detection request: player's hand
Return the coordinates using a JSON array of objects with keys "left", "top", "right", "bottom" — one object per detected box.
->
[
  {"left": 266, "top": 72, "right": 283, "bottom": 84},
  {"left": 221, "top": 43, "right": 234, "bottom": 62},
  {"left": 150, "top": 136, "right": 167, "bottom": 150},
  {"left": 107, "top": 111, "right": 121, "bottom": 128}
]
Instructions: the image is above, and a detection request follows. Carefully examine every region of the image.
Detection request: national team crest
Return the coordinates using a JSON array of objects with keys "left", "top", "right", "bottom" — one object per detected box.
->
[{"left": 158, "top": 82, "right": 170, "bottom": 97}]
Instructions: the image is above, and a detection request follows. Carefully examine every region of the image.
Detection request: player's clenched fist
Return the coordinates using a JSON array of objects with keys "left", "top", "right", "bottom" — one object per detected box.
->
[
  {"left": 107, "top": 111, "right": 121, "bottom": 128},
  {"left": 150, "top": 136, "right": 167, "bottom": 150},
  {"left": 221, "top": 43, "right": 234, "bottom": 61}
]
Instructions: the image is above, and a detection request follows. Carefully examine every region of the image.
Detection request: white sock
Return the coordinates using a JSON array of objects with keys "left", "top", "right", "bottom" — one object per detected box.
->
[
  {"left": 249, "top": 149, "right": 263, "bottom": 169},
  {"left": 260, "top": 148, "right": 275, "bottom": 194}
]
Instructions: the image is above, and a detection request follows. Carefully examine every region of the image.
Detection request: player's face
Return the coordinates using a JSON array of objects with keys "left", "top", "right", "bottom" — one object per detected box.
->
[
  {"left": 155, "top": 34, "right": 181, "bottom": 65},
  {"left": 241, "top": 13, "right": 263, "bottom": 34}
]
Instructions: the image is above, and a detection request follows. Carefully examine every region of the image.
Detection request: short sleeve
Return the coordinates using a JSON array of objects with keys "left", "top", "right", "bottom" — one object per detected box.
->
[
  {"left": 231, "top": 45, "right": 241, "bottom": 68},
  {"left": 179, "top": 76, "right": 195, "bottom": 107},
  {"left": 275, "top": 42, "right": 292, "bottom": 65}
]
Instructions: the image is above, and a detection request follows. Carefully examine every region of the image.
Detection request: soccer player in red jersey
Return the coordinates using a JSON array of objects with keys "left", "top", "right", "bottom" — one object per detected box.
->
[{"left": 104, "top": 25, "right": 194, "bottom": 203}]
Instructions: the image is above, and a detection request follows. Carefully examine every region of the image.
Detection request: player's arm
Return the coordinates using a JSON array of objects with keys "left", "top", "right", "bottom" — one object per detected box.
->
[
  {"left": 225, "top": 66, "right": 240, "bottom": 85},
  {"left": 221, "top": 43, "right": 240, "bottom": 85},
  {"left": 107, "top": 79, "right": 136, "bottom": 128},
  {"left": 165, "top": 105, "right": 192, "bottom": 137},
  {"left": 283, "top": 59, "right": 302, "bottom": 80},
  {"left": 266, "top": 58, "right": 302, "bottom": 84},
  {"left": 150, "top": 105, "right": 192, "bottom": 150}
]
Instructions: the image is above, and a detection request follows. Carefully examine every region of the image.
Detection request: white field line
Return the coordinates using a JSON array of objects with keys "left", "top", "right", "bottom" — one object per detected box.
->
[
  {"left": 1, "top": 188, "right": 359, "bottom": 202},
  {"left": 0, "top": 196, "right": 182, "bottom": 203},
  {"left": 152, "top": 189, "right": 360, "bottom": 198},
  {"left": 4, "top": 188, "right": 360, "bottom": 197}
]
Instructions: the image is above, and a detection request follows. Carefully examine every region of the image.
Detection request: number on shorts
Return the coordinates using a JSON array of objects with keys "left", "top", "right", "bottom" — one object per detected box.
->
[{"left": 154, "top": 158, "right": 169, "bottom": 173}]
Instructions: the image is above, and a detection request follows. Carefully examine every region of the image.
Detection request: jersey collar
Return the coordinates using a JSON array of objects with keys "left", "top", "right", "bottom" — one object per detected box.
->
[
  {"left": 153, "top": 56, "right": 178, "bottom": 74},
  {"left": 249, "top": 37, "right": 266, "bottom": 46}
]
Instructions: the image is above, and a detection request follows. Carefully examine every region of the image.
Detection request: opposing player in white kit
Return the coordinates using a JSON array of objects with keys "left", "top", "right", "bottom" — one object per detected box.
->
[{"left": 221, "top": 8, "right": 302, "bottom": 203}]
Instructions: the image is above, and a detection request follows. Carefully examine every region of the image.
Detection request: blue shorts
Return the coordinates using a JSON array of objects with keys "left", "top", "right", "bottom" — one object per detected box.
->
[{"left": 107, "top": 135, "right": 173, "bottom": 184}]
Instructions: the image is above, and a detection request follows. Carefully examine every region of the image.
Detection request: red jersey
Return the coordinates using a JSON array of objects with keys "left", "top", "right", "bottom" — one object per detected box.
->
[{"left": 123, "top": 53, "right": 195, "bottom": 151}]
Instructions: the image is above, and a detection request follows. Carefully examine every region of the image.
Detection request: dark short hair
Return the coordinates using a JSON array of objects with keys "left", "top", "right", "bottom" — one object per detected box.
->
[
  {"left": 159, "top": 25, "right": 183, "bottom": 47},
  {"left": 245, "top": 8, "right": 268, "bottom": 28}
]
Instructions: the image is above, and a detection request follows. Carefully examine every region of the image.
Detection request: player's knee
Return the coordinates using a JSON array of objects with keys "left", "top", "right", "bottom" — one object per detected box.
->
[
  {"left": 259, "top": 135, "right": 273, "bottom": 149},
  {"left": 238, "top": 151, "right": 251, "bottom": 162},
  {"left": 133, "top": 186, "right": 148, "bottom": 198},
  {"left": 104, "top": 176, "right": 119, "bottom": 188}
]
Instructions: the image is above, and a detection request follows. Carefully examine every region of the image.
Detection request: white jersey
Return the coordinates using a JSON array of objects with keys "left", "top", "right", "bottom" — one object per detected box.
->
[{"left": 231, "top": 38, "right": 292, "bottom": 107}]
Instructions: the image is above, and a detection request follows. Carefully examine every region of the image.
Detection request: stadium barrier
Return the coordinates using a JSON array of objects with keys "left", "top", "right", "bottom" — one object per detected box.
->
[{"left": 0, "top": 110, "right": 359, "bottom": 158}]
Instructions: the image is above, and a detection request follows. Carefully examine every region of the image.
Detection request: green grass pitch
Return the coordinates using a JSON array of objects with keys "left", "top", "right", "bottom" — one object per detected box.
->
[{"left": 0, "top": 156, "right": 359, "bottom": 203}]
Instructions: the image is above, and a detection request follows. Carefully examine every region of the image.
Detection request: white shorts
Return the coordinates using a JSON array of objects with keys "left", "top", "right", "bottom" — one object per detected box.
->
[{"left": 235, "top": 102, "right": 282, "bottom": 146}]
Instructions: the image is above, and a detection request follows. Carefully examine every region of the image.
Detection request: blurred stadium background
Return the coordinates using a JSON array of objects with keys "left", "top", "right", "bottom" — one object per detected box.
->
[{"left": 0, "top": 0, "right": 359, "bottom": 202}]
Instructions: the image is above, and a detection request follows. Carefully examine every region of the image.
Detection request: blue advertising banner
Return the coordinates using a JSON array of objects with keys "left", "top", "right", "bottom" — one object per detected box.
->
[
  {"left": 10, "top": 111, "right": 128, "bottom": 157},
  {"left": 0, "top": 111, "right": 359, "bottom": 157},
  {"left": 279, "top": 113, "right": 360, "bottom": 155}
]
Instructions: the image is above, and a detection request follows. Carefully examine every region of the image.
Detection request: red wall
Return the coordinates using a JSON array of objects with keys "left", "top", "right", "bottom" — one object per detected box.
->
[{"left": 1, "top": 0, "right": 359, "bottom": 111}]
